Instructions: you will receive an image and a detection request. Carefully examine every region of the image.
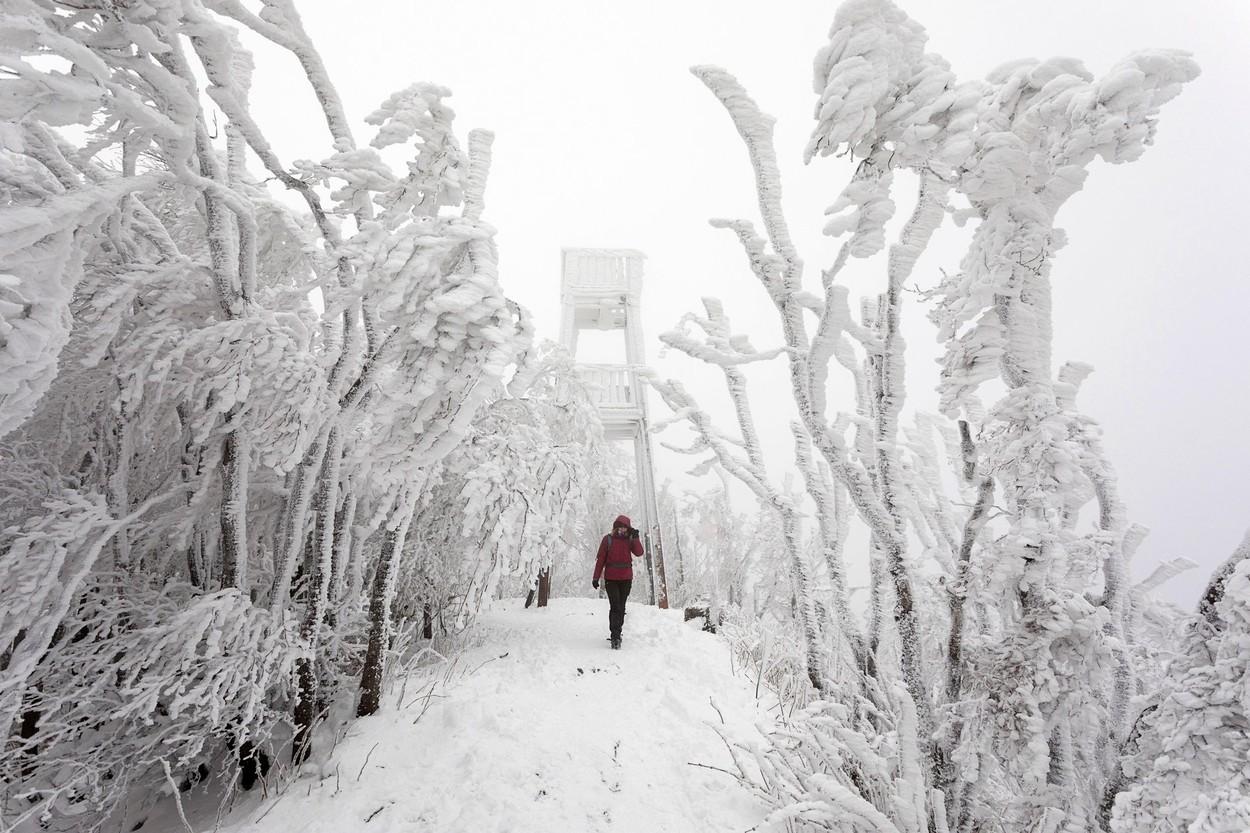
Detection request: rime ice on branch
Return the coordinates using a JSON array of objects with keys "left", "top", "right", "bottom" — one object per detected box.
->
[
  {"left": 653, "top": 1, "right": 1200, "bottom": 832},
  {"left": 0, "top": 2, "right": 545, "bottom": 828}
]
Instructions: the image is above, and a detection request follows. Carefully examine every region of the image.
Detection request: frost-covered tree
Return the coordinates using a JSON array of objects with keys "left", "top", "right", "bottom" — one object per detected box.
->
[
  {"left": 660, "top": 484, "right": 762, "bottom": 613},
  {"left": 0, "top": 1, "right": 532, "bottom": 828},
  {"left": 401, "top": 341, "right": 608, "bottom": 625},
  {"left": 1110, "top": 533, "right": 1250, "bottom": 833},
  {"left": 655, "top": 1, "right": 1199, "bottom": 831},
  {"left": 651, "top": 299, "right": 828, "bottom": 688},
  {"left": 929, "top": 43, "right": 1199, "bottom": 833}
]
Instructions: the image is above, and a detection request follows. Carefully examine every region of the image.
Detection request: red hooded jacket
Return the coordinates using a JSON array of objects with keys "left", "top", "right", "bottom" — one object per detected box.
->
[{"left": 593, "top": 514, "right": 644, "bottom": 582}]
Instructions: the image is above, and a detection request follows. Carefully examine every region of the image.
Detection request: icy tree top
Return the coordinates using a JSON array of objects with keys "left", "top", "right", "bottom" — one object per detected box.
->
[
  {"left": 959, "top": 51, "right": 1200, "bottom": 214},
  {"left": 804, "top": 0, "right": 979, "bottom": 259},
  {"left": 806, "top": 0, "right": 978, "bottom": 171}
]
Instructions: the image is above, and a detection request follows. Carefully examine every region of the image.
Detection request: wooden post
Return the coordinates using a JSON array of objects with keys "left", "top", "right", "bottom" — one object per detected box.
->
[{"left": 537, "top": 568, "right": 551, "bottom": 607}]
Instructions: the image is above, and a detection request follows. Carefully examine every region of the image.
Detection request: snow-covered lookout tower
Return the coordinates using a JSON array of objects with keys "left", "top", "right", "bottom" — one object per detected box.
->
[{"left": 559, "top": 248, "right": 668, "bottom": 608}]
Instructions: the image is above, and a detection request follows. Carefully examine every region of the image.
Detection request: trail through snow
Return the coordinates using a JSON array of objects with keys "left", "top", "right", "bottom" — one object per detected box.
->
[{"left": 221, "top": 597, "right": 770, "bottom": 833}]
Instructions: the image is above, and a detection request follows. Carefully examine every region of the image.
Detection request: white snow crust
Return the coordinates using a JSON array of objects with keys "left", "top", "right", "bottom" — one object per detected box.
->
[{"left": 218, "top": 598, "right": 768, "bottom": 833}]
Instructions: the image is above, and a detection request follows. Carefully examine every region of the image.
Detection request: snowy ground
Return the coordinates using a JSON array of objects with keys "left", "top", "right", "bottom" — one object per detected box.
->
[{"left": 218, "top": 597, "right": 769, "bottom": 833}]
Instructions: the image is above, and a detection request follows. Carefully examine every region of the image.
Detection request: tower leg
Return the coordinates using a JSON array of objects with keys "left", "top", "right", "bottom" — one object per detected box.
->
[{"left": 634, "top": 427, "right": 668, "bottom": 609}]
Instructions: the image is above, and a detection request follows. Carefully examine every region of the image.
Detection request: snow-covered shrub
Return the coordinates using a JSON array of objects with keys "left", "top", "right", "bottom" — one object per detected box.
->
[
  {"left": 713, "top": 681, "right": 930, "bottom": 833},
  {"left": 1, "top": 579, "right": 298, "bottom": 827},
  {"left": 718, "top": 604, "right": 815, "bottom": 713}
]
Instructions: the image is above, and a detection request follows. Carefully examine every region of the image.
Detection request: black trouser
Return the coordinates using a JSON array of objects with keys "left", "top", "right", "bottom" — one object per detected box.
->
[{"left": 604, "top": 579, "right": 632, "bottom": 640}]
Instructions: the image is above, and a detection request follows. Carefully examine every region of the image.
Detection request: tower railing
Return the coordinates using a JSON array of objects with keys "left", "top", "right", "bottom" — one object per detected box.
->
[
  {"left": 560, "top": 248, "right": 642, "bottom": 296},
  {"left": 579, "top": 363, "right": 635, "bottom": 408}
]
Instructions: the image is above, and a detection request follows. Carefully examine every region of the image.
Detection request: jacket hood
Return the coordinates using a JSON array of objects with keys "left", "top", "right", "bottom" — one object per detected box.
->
[{"left": 613, "top": 515, "right": 632, "bottom": 529}]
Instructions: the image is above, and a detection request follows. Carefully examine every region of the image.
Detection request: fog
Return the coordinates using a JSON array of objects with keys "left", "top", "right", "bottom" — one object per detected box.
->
[{"left": 242, "top": 0, "right": 1250, "bottom": 609}]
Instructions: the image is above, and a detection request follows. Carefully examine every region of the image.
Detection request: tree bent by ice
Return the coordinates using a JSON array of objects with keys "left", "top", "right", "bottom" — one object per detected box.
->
[
  {"left": 404, "top": 342, "right": 610, "bottom": 628},
  {"left": 653, "top": 0, "right": 1201, "bottom": 831},
  {"left": 1108, "top": 531, "right": 1250, "bottom": 833},
  {"left": 0, "top": 1, "right": 540, "bottom": 829}
]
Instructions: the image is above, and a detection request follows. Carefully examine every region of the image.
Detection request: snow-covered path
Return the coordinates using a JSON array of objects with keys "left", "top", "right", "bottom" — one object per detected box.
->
[{"left": 221, "top": 598, "right": 769, "bottom": 833}]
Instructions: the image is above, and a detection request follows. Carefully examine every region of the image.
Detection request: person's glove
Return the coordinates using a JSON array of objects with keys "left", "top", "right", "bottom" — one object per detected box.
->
[
  {"left": 628, "top": 527, "right": 640, "bottom": 540},
  {"left": 592, "top": 579, "right": 599, "bottom": 590}
]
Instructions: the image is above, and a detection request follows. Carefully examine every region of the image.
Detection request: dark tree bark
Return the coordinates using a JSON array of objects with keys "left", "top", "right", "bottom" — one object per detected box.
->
[
  {"left": 293, "top": 429, "right": 343, "bottom": 761},
  {"left": 18, "top": 704, "right": 40, "bottom": 779},
  {"left": 1198, "top": 531, "right": 1250, "bottom": 631},
  {"left": 358, "top": 516, "right": 405, "bottom": 717},
  {"left": 292, "top": 657, "right": 317, "bottom": 764},
  {"left": 684, "top": 606, "right": 717, "bottom": 633},
  {"left": 537, "top": 567, "right": 551, "bottom": 607},
  {"left": 239, "top": 740, "right": 271, "bottom": 791}
]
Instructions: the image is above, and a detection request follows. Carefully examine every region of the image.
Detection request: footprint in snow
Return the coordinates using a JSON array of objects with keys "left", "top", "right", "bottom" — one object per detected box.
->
[
  {"left": 576, "top": 666, "right": 612, "bottom": 676},
  {"left": 600, "top": 739, "right": 623, "bottom": 793}
]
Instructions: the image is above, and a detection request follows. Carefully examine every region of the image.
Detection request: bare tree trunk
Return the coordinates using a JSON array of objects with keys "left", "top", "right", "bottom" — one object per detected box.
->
[
  {"left": 868, "top": 538, "right": 886, "bottom": 660},
  {"left": 940, "top": 421, "right": 995, "bottom": 818},
  {"left": 536, "top": 568, "right": 551, "bottom": 607},
  {"left": 870, "top": 175, "right": 945, "bottom": 772},
  {"left": 187, "top": 532, "right": 205, "bottom": 590},
  {"left": 291, "top": 658, "right": 317, "bottom": 764},
  {"left": 358, "top": 500, "right": 414, "bottom": 717},
  {"left": 292, "top": 428, "right": 342, "bottom": 762},
  {"left": 1197, "top": 530, "right": 1250, "bottom": 632},
  {"left": 780, "top": 504, "right": 824, "bottom": 691}
]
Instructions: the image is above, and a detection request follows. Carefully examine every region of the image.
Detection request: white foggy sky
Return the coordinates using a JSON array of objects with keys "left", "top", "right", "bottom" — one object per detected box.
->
[{"left": 241, "top": 0, "right": 1250, "bottom": 609}]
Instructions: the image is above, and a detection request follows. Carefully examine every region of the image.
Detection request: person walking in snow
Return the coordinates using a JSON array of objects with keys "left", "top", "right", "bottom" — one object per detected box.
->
[{"left": 592, "top": 515, "right": 644, "bottom": 649}]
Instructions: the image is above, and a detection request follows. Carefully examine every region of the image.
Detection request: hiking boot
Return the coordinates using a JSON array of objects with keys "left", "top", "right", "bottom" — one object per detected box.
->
[{"left": 611, "top": 637, "right": 621, "bottom": 650}]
